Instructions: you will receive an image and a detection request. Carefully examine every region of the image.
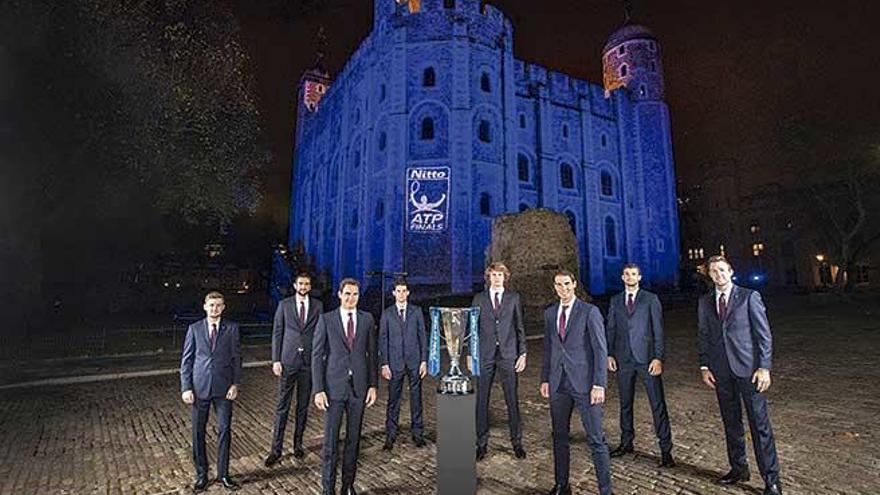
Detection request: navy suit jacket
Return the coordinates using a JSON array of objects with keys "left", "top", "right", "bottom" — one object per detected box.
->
[
  {"left": 698, "top": 285, "right": 773, "bottom": 378},
  {"left": 378, "top": 304, "right": 427, "bottom": 372},
  {"left": 606, "top": 289, "right": 665, "bottom": 365},
  {"left": 471, "top": 289, "right": 527, "bottom": 364},
  {"left": 541, "top": 299, "right": 608, "bottom": 395},
  {"left": 272, "top": 295, "right": 324, "bottom": 369},
  {"left": 180, "top": 318, "right": 242, "bottom": 399},
  {"left": 311, "top": 309, "right": 378, "bottom": 400}
]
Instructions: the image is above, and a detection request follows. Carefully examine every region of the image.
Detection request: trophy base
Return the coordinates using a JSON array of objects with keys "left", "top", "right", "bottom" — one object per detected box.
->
[{"left": 438, "top": 377, "right": 473, "bottom": 395}]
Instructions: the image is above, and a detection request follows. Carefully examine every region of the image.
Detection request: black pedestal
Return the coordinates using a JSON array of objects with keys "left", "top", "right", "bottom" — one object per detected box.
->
[{"left": 436, "top": 393, "right": 477, "bottom": 495}]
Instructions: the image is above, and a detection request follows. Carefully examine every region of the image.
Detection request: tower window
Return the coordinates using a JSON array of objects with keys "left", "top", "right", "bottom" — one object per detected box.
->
[
  {"left": 480, "top": 73, "right": 491, "bottom": 92},
  {"left": 375, "top": 200, "right": 385, "bottom": 221},
  {"left": 423, "top": 67, "right": 436, "bottom": 87},
  {"left": 517, "top": 154, "right": 529, "bottom": 182},
  {"left": 378, "top": 132, "right": 387, "bottom": 151},
  {"left": 600, "top": 171, "right": 614, "bottom": 197},
  {"left": 565, "top": 210, "right": 577, "bottom": 234},
  {"left": 480, "top": 193, "right": 491, "bottom": 216},
  {"left": 379, "top": 84, "right": 386, "bottom": 101},
  {"left": 351, "top": 210, "right": 359, "bottom": 230},
  {"left": 618, "top": 45, "right": 626, "bottom": 55},
  {"left": 605, "top": 217, "right": 617, "bottom": 256},
  {"left": 649, "top": 41, "right": 657, "bottom": 51},
  {"left": 639, "top": 84, "right": 647, "bottom": 97},
  {"left": 353, "top": 150, "right": 360, "bottom": 168},
  {"left": 600, "top": 133, "right": 608, "bottom": 147},
  {"left": 562, "top": 124, "right": 569, "bottom": 138},
  {"left": 478, "top": 119, "right": 491, "bottom": 143},
  {"left": 650, "top": 61, "right": 657, "bottom": 72},
  {"left": 420, "top": 117, "right": 434, "bottom": 140},
  {"left": 519, "top": 113, "right": 526, "bottom": 128},
  {"left": 620, "top": 64, "right": 628, "bottom": 77},
  {"left": 560, "top": 163, "right": 574, "bottom": 189}
]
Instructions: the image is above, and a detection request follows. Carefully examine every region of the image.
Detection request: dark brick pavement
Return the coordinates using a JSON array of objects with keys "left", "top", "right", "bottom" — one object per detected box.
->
[{"left": 0, "top": 295, "right": 878, "bottom": 494}]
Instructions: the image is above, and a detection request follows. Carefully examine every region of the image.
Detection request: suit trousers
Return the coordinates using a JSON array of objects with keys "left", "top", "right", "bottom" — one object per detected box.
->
[
  {"left": 192, "top": 397, "right": 233, "bottom": 479},
  {"left": 322, "top": 385, "right": 367, "bottom": 491},
  {"left": 385, "top": 366, "right": 424, "bottom": 440},
  {"left": 617, "top": 363, "right": 673, "bottom": 453},
  {"left": 714, "top": 364, "right": 780, "bottom": 486},
  {"left": 270, "top": 364, "right": 312, "bottom": 454},
  {"left": 550, "top": 374, "right": 612, "bottom": 495},
  {"left": 476, "top": 349, "right": 522, "bottom": 449}
]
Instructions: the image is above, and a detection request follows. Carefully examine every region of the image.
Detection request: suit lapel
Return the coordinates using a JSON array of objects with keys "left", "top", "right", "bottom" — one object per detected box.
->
[{"left": 723, "top": 286, "right": 743, "bottom": 326}]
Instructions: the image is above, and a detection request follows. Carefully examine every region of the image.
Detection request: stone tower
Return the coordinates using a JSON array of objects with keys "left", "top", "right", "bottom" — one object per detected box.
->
[{"left": 602, "top": 23, "right": 664, "bottom": 101}]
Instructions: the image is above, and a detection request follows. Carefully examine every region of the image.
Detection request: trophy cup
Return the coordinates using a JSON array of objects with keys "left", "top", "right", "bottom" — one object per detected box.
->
[{"left": 428, "top": 307, "right": 481, "bottom": 394}]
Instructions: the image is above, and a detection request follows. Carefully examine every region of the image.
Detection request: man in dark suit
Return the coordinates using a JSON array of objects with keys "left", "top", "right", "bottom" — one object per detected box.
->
[
  {"left": 540, "top": 270, "right": 613, "bottom": 495},
  {"left": 312, "top": 278, "right": 378, "bottom": 495},
  {"left": 265, "top": 273, "right": 324, "bottom": 466},
  {"left": 379, "top": 278, "right": 428, "bottom": 450},
  {"left": 180, "top": 291, "right": 242, "bottom": 492},
  {"left": 698, "top": 255, "right": 781, "bottom": 495},
  {"left": 606, "top": 263, "right": 674, "bottom": 467},
  {"left": 472, "top": 261, "right": 528, "bottom": 460}
]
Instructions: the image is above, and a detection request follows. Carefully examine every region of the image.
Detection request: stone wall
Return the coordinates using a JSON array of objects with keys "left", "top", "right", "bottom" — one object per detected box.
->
[{"left": 487, "top": 208, "right": 588, "bottom": 333}]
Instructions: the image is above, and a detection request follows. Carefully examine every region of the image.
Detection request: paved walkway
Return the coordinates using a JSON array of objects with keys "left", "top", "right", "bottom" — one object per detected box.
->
[{"left": 0, "top": 296, "right": 878, "bottom": 494}]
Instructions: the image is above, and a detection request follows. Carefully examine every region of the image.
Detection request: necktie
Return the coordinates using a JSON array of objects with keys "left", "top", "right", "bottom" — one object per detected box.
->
[
  {"left": 493, "top": 292, "right": 501, "bottom": 314},
  {"left": 346, "top": 312, "right": 355, "bottom": 348},
  {"left": 626, "top": 293, "right": 635, "bottom": 314},
  {"left": 399, "top": 308, "right": 405, "bottom": 321},
  {"left": 718, "top": 293, "right": 728, "bottom": 320},
  {"left": 210, "top": 323, "right": 217, "bottom": 350},
  {"left": 558, "top": 306, "right": 568, "bottom": 339},
  {"left": 299, "top": 300, "right": 306, "bottom": 325}
]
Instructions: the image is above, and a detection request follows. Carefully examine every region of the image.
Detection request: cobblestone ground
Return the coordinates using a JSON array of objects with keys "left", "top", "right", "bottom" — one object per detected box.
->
[{"left": 0, "top": 295, "right": 878, "bottom": 494}]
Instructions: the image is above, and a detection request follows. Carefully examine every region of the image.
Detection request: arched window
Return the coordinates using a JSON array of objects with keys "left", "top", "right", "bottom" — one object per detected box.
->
[
  {"left": 480, "top": 73, "right": 491, "bottom": 92},
  {"left": 353, "top": 150, "right": 360, "bottom": 168},
  {"left": 600, "top": 171, "right": 613, "bottom": 196},
  {"left": 375, "top": 200, "right": 385, "bottom": 221},
  {"left": 618, "top": 45, "right": 626, "bottom": 55},
  {"left": 479, "top": 193, "right": 491, "bottom": 216},
  {"left": 519, "top": 113, "right": 526, "bottom": 128},
  {"left": 423, "top": 67, "right": 436, "bottom": 87},
  {"left": 378, "top": 132, "right": 387, "bottom": 151},
  {"left": 379, "top": 84, "right": 386, "bottom": 101},
  {"left": 519, "top": 203, "right": 530, "bottom": 212},
  {"left": 560, "top": 163, "right": 574, "bottom": 189},
  {"left": 421, "top": 117, "right": 434, "bottom": 140},
  {"left": 620, "top": 64, "right": 628, "bottom": 77},
  {"left": 478, "top": 119, "right": 491, "bottom": 143},
  {"left": 517, "top": 154, "right": 529, "bottom": 182},
  {"left": 605, "top": 217, "right": 617, "bottom": 256},
  {"left": 351, "top": 210, "right": 359, "bottom": 230},
  {"left": 565, "top": 210, "right": 577, "bottom": 234},
  {"left": 639, "top": 84, "right": 647, "bottom": 97},
  {"left": 600, "top": 133, "right": 608, "bottom": 147},
  {"left": 562, "top": 124, "right": 569, "bottom": 138}
]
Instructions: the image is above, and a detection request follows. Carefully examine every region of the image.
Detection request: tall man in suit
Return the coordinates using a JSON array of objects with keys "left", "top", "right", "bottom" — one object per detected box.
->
[
  {"left": 265, "top": 273, "right": 324, "bottom": 466},
  {"left": 472, "top": 261, "right": 528, "bottom": 460},
  {"left": 379, "top": 278, "right": 428, "bottom": 450},
  {"left": 606, "top": 263, "right": 674, "bottom": 467},
  {"left": 698, "top": 255, "right": 781, "bottom": 495},
  {"left": 180, "top": 291, "right": 242, "bottom": 492},
  {"left": 540, "top": 270, "right": 613, "bottom": 495},
  {"left": 312, "top": 278, "right": 378, "bottom": 495}
]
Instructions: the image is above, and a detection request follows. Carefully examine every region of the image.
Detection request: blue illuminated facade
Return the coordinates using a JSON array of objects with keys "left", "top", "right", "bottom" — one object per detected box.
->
[{"left": 290, "top": 0, "right": 680, "bottom": 295}]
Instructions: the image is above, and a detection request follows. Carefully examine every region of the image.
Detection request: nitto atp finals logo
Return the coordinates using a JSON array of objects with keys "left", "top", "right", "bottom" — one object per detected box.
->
[{"left": 406, "top": 166, "right": 449, "bottom": 233}]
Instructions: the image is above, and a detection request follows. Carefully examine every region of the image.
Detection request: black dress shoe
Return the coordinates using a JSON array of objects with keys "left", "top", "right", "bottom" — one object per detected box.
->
[
  {"left": 476, "top": 445, "right": 487, "bottom": 461},
  {"left": 716, "top": 468, "right": 750, "bottom": 485},
  {"left": 764, "top": 483, "right": 782, "bottom": 495},
  {"left": 218, "top": 476, "right": 240, "bottom": 491},
  {"left": 545, "top": 483, "right": 571, "bottom": 495},
  {"left": 293, "top": 446, "right": 306, "bottom": 459},
  {"left": 413, "top": 436, "right": 427, "bottom": 447},
  {"left": 382, "top": 438, "right": 395, "bottom": 451},
  {"left": 659, "top": 451, "right": 676, "bottom": 468},
  {"left": 264, "top": 451, "right": 281, "bottom": 467},
  {"left": 513, "top": 445, "right": 527, "bottom": 459},
  {"left": 193, "top": 477, "right": 209, "bottom": 493},
  {"left": 609, "top": 444, "right": 634, "bottom": 458}
]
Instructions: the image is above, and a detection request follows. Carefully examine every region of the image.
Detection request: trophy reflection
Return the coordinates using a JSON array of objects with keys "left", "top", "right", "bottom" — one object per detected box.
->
[{"left": 429, "top": 307, "right": 481, "bottom": 394}]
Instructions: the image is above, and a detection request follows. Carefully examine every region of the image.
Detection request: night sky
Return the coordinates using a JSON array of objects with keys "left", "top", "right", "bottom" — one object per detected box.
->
[{"left": 229, "top": 0, "right": 880, "bottom": 237}]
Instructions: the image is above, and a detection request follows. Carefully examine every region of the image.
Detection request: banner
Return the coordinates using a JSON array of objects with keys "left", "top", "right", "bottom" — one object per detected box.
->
[{"left": 406, "top": 166, "right": 449, "bottom": 233}]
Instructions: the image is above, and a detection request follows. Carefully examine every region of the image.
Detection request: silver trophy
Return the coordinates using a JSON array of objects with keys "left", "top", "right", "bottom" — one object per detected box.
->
[{"left": 429, "top": 307, "right": 480, "bottom": 395}]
